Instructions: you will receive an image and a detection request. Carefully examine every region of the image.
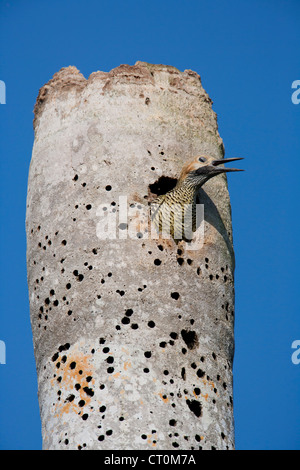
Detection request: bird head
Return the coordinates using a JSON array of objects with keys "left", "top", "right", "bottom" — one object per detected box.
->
[{"left": 177, "top": 154, "right": 244, "bottom": 188}]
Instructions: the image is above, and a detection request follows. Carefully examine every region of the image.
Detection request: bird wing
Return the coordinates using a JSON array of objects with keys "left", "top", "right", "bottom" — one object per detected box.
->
[{"left": 150, "top": 194, "right": 167, "bottom": 221}]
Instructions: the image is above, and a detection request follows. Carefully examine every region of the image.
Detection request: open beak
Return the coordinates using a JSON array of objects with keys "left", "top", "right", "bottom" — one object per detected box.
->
[{"left": 211, "top": 157, "right": 244, "bottom": 173}]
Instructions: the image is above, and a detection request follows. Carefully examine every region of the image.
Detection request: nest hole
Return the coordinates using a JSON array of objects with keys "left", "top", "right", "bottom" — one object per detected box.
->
[{"left": 148, "top": 176, "right": 177, "bottom": 197}]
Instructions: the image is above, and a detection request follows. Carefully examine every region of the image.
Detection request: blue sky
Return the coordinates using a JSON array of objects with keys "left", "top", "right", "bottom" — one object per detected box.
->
[{"left": 0, "top": 0, "right": 299, "bottom": 450}]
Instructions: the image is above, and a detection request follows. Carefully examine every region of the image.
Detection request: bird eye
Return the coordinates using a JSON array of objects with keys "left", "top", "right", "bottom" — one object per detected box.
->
[{"left": 198, "top": 157, "right": 206, "bottom": 162}]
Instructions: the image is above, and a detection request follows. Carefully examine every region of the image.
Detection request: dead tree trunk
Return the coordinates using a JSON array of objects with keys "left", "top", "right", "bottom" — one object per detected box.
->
[{"left": 26, "top": 62, "right": 235, "bottom": 450}]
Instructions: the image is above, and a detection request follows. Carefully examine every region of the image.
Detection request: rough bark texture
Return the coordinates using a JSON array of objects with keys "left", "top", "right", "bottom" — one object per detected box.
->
[{"left": 26, "top": 62, "right": 235, "bottom": 450}]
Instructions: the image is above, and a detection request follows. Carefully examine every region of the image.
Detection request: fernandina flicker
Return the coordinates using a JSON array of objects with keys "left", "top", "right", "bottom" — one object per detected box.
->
[{"left": 151, "top": 154, "right": 243, "bottom": 242}]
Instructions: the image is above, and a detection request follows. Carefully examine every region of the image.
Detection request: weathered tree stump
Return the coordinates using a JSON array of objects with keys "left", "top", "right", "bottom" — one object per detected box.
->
[{"left": 26, "top": 62, "right": 235, "bottom": 450}]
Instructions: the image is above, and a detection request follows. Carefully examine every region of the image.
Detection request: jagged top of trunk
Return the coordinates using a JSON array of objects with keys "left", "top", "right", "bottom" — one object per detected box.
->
[{"left": 33, "top": 61, "right": 211, "bottom": 132}]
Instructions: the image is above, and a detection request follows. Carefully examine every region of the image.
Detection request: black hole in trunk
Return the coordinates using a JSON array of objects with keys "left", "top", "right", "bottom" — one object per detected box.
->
[{"left": 149, "top": 176, "right": 177, "bottom": 196}]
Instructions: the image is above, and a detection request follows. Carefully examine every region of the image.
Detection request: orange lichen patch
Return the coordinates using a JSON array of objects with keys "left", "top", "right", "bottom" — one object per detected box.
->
[
  {"left": 121, "top": 375, "right": 130, "bottom": 381},
  {"left": 158, "top": 393, "right": 169, "bottom": 404},
  {"left": 201, "top": 393, "right": 209, "bottom": 401},
  {"left": 124, "top": 361, "right": 131, "bottom": 371},
  {"left": 108, "top": 372, "right": 130, "bottom": 382},
  {"left": 51, "top": 349, "right": 95, "bottom": 418},
  {"left": 202, "top": 378, "right": 215, "bottom": 391},
  {"left": 55, "top": 401, "right": 78, "bottom": 417}
]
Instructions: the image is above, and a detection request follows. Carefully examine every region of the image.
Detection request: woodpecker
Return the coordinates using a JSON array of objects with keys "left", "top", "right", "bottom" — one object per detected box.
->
[{"left": 150, "top": 154, "right": 243, "bottom": 242}]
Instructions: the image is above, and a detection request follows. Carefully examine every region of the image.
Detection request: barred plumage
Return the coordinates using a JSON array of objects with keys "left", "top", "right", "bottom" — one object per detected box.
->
[
  {"left": 151, "top": 182, "right": 197, "bottom": 241},
  {"left": 151, "top": 154, "right": 243, "bottom": 242}
]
